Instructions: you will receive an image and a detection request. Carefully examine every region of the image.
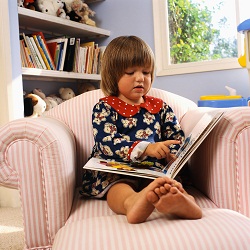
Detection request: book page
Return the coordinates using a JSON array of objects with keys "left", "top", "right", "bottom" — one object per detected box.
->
[
  {"left": 163, "top": 111, "right": 224, "bottom": 178},
  {"left": 84, "top": 157, "right": 166, "bottom": 179}
]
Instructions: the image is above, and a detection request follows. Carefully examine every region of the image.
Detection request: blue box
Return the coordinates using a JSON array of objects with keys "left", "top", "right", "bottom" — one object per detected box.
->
[{"left": 198, "top": 98, "right": 249, "bottom": 108}]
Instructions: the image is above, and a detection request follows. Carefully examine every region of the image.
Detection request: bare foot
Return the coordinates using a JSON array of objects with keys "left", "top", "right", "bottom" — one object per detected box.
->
[
  {"left": 147, "top": 184, "right": 202, "bottom": 219},
  {"left": 124, "top": 177, "right": 174, "bottom": 223}
]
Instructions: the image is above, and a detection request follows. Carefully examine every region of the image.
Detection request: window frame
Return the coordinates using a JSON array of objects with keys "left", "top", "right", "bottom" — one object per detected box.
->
[{"left": 152, "top": 0, "right": 243, "bottom": 76}]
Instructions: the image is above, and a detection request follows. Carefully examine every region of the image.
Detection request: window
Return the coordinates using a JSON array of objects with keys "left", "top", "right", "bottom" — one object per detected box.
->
[{"left": 152, "top": 0, "right": 249, "bottom": 76}]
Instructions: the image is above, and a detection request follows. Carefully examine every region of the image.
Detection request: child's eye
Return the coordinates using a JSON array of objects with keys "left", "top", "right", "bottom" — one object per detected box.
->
[
  {"left": 125, "top": 72, "right": 134, "bottom": 75},
  {"left": 143, "top": 71, "right": 150, "bottom": 75}
]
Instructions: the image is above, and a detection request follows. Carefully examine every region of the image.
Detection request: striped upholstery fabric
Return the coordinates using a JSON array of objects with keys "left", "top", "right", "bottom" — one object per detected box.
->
[
  {"left": 0, "top": 118, "right": 76, "bottom": 248},
  {"left": 182, "top": 107, "right": 250, "bottom": 218},
  {"left": 53, "top": 208, "right": 250, "bottom": 250},
  {"left": 1, "top": 88, "right": 250, "bottom": 250}
]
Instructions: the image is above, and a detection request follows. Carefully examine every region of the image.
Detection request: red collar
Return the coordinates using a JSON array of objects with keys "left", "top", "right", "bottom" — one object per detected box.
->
[{"left": 100, "top": 96, "right": 163, "bottom": 117}]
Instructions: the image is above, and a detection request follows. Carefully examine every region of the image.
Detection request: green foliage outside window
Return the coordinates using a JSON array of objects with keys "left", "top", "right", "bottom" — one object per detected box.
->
[{"left": 168, "top": 0, "right": 237, "bottom": 64}]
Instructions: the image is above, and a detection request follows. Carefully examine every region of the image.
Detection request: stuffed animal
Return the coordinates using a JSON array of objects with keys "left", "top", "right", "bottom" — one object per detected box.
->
[
  {"left": 33, "top": 88, "right": 59, "bottom": 111},
  {"left": 61, "top": 0, "right": 81, "bottom": 22},
  {"left": 59, "top": 87, "right": 76, "bottom": 101},
  {"left": 63, "top": 0, "right": 74, "bottom": 13},
  {"left": 17, "top": 0, "right": 25, "bottom": 7},
  {"left": 78, "top": 82, "right": 96, "bottom": 94},
  {"left": 24, "top": 94, "right": 46, "bottom": 117},
  {"left": 45, "top": 96, "right": 58, "bottom": 110},
  {"left": 35, "top": 0, "right": 68, "bottom": 18},
  {"left": 18, "top": 0, "right": 36, "bottom": 10},
  {"left": 71, "top": 0, "right": 96, "bottom": 26},
  {"left": 48, "top": 94, "right": 64, "bottom": 105}
]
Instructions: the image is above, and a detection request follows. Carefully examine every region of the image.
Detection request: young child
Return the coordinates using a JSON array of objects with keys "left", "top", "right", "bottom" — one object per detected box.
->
[{"left": 81, "top": 36, "right": 202, "bottom": 223}]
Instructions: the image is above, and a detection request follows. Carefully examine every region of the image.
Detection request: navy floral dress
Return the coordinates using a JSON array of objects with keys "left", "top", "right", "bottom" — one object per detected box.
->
[{"left": 80, "top": 95, "right": 185, "bottom": 197}]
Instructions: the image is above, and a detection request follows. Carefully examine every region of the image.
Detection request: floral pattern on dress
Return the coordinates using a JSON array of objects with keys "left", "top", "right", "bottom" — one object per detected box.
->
[{"left": 80, "top": 95, "right": 185, "bottom": 198}]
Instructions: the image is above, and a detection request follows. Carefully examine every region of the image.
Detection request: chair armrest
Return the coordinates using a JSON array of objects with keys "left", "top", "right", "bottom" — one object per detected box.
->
[
  {"left": 0, "top": 117, "right": 76, "bottom": 249},
  {"left": 181, "top": 107, "right": 250, "bottom": 218}
]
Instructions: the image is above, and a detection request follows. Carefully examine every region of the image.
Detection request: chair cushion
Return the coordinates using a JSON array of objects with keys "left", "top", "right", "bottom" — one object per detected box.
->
[
  {"left": 52, "top": 208, "right": 250, "bottom": 250},
  {"left": 67, "top": 186, "right": 217, "bottom": 224}
]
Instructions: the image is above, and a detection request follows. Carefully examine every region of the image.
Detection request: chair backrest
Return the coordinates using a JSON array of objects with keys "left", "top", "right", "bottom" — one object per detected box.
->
[{"left": 47, "top": 88, "right": 197, "bottom": 186}]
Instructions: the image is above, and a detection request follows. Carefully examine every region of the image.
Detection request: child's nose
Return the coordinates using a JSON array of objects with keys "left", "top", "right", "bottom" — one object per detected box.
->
[{"left": 135, "top": 72, "right": 144, "bottom": 81}]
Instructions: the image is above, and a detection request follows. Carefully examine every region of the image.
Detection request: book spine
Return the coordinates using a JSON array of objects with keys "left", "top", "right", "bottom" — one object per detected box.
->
[
  {"left": 36, "top": 35, "right": 55, "bottom": 70},
  {"left": 33, "top": 35, "right": 51, "bottom": 70},
  {"left": 19, "top": 40, "right": 28, "bottom": 67},
  {"left": 73, "top": 38, "right": 81, "bottom": 72},
  {"left": 23, "top": 40, "right": 35, "bottom": 68},
  {"left": 29, "top": 36, "right": 47, "bottom": 69},
  {"left": 57, "top": 42, "right": 64, "bottom": 70},
  {"left": 59, "top": 38, "right": 68, "bottom": 71},
  {"left": 63, "top": 37, "right": 76, "bottom": 72},
  {"left": 23, "top": 34, "right": 40, "bottom": 68}
]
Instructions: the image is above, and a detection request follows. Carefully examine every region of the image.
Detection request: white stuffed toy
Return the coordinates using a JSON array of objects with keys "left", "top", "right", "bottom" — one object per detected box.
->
[
  {"left": 24, "top": 94, "right": 46, "bottom": 117},
  {"left": 35, "top": 0, "right": 68, "bottom": 18}
]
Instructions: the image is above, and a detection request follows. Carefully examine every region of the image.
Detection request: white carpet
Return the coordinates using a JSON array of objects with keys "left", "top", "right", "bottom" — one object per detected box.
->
[{"left": 0, "top": 207, "right": 24, "bottom": 250}]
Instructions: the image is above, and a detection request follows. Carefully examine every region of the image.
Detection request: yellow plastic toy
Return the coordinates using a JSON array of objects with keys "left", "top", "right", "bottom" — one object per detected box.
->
[
  {"left": 238, "top": 38, "right": 246, "bottom": 67},
  {"left": 200, "top": 86, "right": 242, "bottom": 101}
]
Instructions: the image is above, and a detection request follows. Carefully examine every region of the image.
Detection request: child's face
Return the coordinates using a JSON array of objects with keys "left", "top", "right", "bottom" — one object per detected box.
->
[{"left": 117, "top": 66, "right": 152, "bottom": 105}]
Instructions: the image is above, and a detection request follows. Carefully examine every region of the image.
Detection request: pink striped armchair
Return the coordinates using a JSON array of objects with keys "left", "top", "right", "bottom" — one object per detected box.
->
[{"left": 1, "top": 88, "right": 250, "bottom": 250}]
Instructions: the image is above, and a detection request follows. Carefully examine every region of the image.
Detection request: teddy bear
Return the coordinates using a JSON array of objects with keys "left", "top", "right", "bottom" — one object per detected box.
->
[
  {"left": 71, "top": 0, "right": 96, "bottom": 26},
  {"left": 35, "top": 0, "right": 68, "bottom": 19},
  {"left": 59, "top": 87, "right": 76, "bottom": 101},
  {"left": 78, "top": 82, "right": 96, "bottom": 95},
  {"left": 24, "top": 93, "right": 46, "bottom": 117}
]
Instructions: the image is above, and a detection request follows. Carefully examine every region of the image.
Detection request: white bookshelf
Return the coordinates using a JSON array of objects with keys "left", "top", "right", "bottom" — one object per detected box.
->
[{"left": 18, "top": 7, "right": 110, "bottom": 81}]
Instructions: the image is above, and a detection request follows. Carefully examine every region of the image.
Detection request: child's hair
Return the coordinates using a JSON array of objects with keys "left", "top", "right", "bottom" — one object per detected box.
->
[{"left": 100, "top": 36, "right": 155, "bottom": 96}]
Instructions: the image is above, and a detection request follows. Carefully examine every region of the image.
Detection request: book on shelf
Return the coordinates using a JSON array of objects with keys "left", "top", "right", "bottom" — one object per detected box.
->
[
  {"left": 32, "top": 34, "right": 51, "bottom": 70},
  {"left": 73, "top": 38, "right": 81, "bottom": 73},
  {"left": 47, "top": 42, "right": 57, "bottom": 64},
  {"left": 97, "top": 46, "right": 106, "bottom": 74},
  {"left": 29, "top": 36, "right": 47, "bottom": 69},
  {"left": 47, "top": 37, "right": 68, "bottom": 71},
  {"left": 19, "top": 38, "right": 34, "bottom": 68},
  {"left": 33, "top": 31, "right": 56, "bottom": 70},
  {"left": 21, "top": 33, "right": 43, "bottom": 69},
  {"left": 63, "top": 37, "right": 77, "bottom": 72},
  {"left": 81, "top": 41, "right": 95, "bottom": 74},
  {"left": 83, "top": 111, "right": 224, "bottom": 180}
]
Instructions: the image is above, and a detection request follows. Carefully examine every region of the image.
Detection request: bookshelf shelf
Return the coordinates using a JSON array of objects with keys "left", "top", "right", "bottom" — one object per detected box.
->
[
  {"left": 22, "top": 67, "right": 101, "bottom": 81},
  {"left": 18, "top": 7, "right": 110, "bottom": 40}
]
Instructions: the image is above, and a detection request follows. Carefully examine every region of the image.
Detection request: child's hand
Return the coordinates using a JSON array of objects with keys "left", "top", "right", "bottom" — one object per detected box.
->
[{"left": 143, "top": 140, "right": 180, "bottom": 159}]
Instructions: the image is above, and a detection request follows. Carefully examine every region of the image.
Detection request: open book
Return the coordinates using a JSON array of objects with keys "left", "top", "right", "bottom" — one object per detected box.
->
[{"left": 83, "top": 111, "right": 224, "bottom": 179}]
